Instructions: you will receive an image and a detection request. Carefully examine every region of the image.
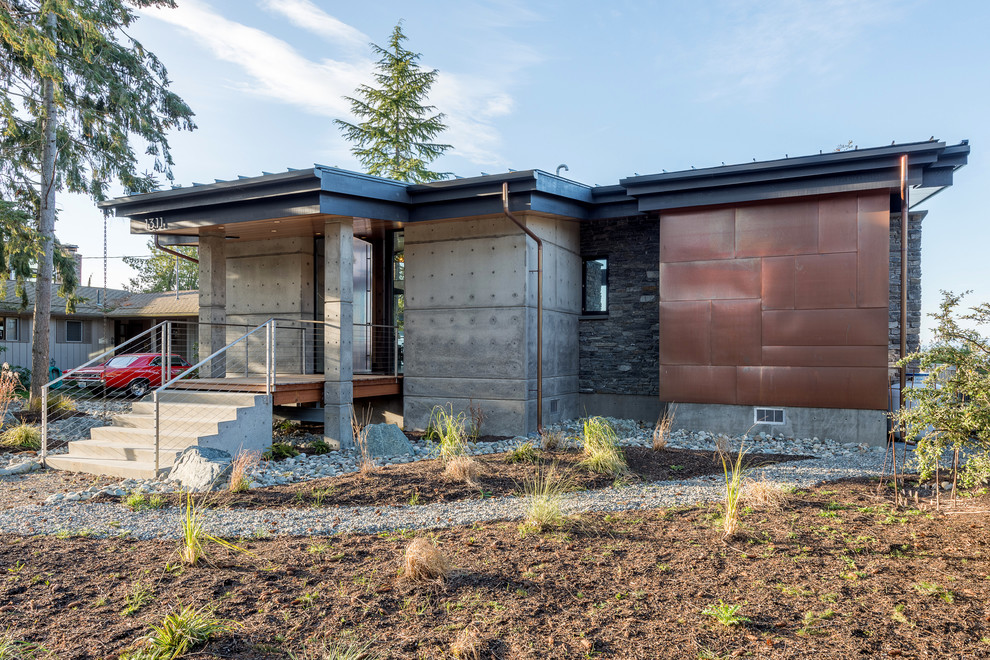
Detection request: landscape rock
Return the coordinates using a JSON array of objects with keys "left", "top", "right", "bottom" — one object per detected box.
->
[
  {"left": 362, "top": 423, "right": 413, "bottom": 458},
  {"left": 166, "top": 447, "right": 232, "bottom": 492}
]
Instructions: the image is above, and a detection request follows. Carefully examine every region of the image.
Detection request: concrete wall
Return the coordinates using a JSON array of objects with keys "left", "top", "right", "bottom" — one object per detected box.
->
[
  {"left": 403, "top": 214, "right": 581, "bottom": 436},
  {"left": 672, "top": 402, "right": 888, "bottom": 446}
]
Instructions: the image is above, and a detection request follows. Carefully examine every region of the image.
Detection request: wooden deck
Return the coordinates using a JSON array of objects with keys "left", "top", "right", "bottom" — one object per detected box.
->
[{"left": 169, "top": 373, "right": 402, "bottom": 405}]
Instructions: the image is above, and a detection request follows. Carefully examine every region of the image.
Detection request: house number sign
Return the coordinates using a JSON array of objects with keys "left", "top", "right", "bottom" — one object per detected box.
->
[{"left": 145, "top": 217, "right": 169, "bottom": 231}]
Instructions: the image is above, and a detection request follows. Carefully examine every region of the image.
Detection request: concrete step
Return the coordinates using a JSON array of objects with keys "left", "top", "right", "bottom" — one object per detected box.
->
[
  {"left": 45, "top": 455, "right": 169, "bottom": 479},
  {"left": 130, "top": 401, "right": 243, "bottom": 419},
  {"left": 154, "top": 391, "right": 265, "bottom": 406},
  {"left": 111, "top": 413, "right": 221, "bottom": 435},
  {"left": 66, "top": 439, "right": 183, "bottom": 464},
  {"left": 89, "top": 426, "right": 205, "bottom": 447}
]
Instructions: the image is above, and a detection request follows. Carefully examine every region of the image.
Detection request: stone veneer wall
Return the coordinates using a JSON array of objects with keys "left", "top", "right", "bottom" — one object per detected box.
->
[
  {"left": 888, "top": 212, "right": 924, "bottom": 367},
  {"left": 578, "top": 217, "right": 660, "bottom": 397}
]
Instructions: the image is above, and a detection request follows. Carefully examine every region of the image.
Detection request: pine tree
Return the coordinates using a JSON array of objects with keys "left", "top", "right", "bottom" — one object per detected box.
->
[
  {"left": 123, "top": 240, "right": 198, "bottom": 293},
  {"left": 0, "top": 0, "right": 195, "bottom": 401},
  {"left": 334, "top": 22, "right": 451, "bottom": 183}
]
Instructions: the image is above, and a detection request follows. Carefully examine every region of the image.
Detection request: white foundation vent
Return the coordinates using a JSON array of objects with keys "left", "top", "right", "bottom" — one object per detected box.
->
[{"left": 754, "top": 407, "right": 785, "bottom": 425}]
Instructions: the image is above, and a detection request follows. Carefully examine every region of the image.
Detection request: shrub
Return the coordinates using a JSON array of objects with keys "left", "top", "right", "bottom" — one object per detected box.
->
[
  {"left": 443, "top": 456, "right": 480, "bottom": 485},
  {"left": 506, "top": 441, "right": 539, "bottom": 464},
  {"left": 428, "top": 404, "right": 469, "bottom": 464},
  {"left": 228, "top": 450, "right": 260, "bottom": 493},
  {"left": 580, "top": 416, "right": 628, "bottom": 477},
  {"left": 893, "top": 291, "right": 990, "bottom": 485},
  {"left": 309, "top": 439, "right": 332, "bottom": 455},
  {"left": 138, "top": 604, "right": 227, "bottom": 659},
  {"left": 262, "top": 442, "right": 299, "bottom": 461},
  {"left": 742, "top": 477, "right": 788, "bottom": 510},
  {"left": 0, "top": 423, "right": 40, "bottom": 451},
  {"left": 653, "top": 405, "right": 676, "bottom": 452},
  {"left": 0, "top": 365, "right": 23, "bottom": 430},
  {"left": 403, "top": 537, "right": 450, "bottom": 582},
  {"left": 519, "top": 464, "right": 572, "bottom": 535},
  {"left": 48, "top": 394, "right": 76, "bottom": 414}
]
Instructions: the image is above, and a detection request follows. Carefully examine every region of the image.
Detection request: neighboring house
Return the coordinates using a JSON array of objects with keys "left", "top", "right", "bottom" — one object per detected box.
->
[
  {"left": 0, "top": 283, "right": 198, "bottom": 375},
  {"left": 99, "top": 140, "right": 969, "bottom": 446}
]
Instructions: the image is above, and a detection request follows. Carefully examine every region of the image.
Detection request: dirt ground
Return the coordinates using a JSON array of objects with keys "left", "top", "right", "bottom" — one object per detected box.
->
[
  {"left": 1, "top": 478, "right": 987, "bottom": 658},
  {"left": 91, "top": 447, "right": 806, "bottom": 510}
]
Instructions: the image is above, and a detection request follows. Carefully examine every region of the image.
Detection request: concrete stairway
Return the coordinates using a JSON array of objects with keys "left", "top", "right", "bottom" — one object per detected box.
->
[{"left": 46, "top": 391, "right": 274, "bottom": 479}]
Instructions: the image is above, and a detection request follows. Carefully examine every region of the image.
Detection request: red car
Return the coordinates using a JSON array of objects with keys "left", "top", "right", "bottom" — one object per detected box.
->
[{"left": 69, "top": 353, "right": 192, "bottom": 397}]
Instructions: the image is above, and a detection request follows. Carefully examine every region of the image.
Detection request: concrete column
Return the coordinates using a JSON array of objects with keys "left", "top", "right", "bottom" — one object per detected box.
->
[
  {"left": 198, "top": 229, "right": 226, "bottom": 377},
  {"left": 324, "top": 218, "right": 354, "bottom": 448}
]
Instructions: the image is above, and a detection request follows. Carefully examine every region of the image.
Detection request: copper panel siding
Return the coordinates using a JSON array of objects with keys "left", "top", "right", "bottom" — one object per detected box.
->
[
  {"left": 761, "top": 256, "right": 795, "bottom": 309},
  {"left": 659, "top": 365, "right": 737, "bottom": 404},
  {"left": 818, "top": 195, "right": 859, "bottom": 254},
  {"left": 794, "top": 252, "right": 858, "bottom": 309},
  {"left": 660, "top": 259, "right": 761, "bottom": 301},
  {"left": 762, "top": 345, "right": 888, "bottom": 368},
  {"left": 857, "top": 193, "right": 890, "bottom": 308},
  {"left": 711, "top": 300, "right": 762, "bottom": 366},
  {"left": 736, "top": 366, "right": 889, "bottom": 410},
  {"left": 762, "top": 308, "right": 888, "bottom": 346},
  {"left": 659, "top": 301, "right": 711, "bottom": 365},
  {"left": 735, "top": 200, "right": 819, "bottom": 258},
  {"left": 659, "top": 208, "right": 735, "bottom": 263}
]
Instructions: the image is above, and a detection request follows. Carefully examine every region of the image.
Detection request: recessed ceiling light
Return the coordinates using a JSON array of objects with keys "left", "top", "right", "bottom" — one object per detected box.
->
[
  {"left": 273, "top": 220, "right": 280, "bottom": 224},
  {"left": 271, "top": 229, "right": 277, "bottom": 233}
]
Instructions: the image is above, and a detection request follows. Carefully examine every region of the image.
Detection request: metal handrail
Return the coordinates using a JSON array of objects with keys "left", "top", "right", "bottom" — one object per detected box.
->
[{"left": 42, "top": 320, "right": 170, "bottom": 390}]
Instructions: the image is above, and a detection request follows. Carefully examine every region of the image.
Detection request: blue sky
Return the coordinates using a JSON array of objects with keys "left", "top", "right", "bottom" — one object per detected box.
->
[{"left": 59, "top": 0, "right": 989, "bottom": 340}]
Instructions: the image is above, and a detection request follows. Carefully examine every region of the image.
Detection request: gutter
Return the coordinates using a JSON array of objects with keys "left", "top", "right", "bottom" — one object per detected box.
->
[
  {"left": 154, "top": 234, "right": 198, "bottom": 264},
  {"left": 502, "top": 182, "right": 543, "bottom": 433}
]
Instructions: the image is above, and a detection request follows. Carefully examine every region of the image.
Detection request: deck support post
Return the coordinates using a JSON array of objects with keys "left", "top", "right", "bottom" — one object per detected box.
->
[
  {"left": 198, "top": 228, "right": 227, "bottom": 378},
  {"left": 324, "top": 217, "right": 354, "bottom": 448}
]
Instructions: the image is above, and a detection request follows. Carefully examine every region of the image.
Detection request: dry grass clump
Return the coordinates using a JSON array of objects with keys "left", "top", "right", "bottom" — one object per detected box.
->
[
  {"left": 449, "top": 625, "right": 483, "bottom": 660},
  {"left": 580, "top": 416, "right": 628, "bottom": 477},
  {"left": 0, "top": 364, "right": 22, "bottom": 427},
  {"left": 520, "top": 464, "right": 573, "bottom": 535},
  {"left": 403, "top": 538, "right": 451, "bottom": 583},
  {"left": 0, "top": 423, "right": 41, "bottom": 451},
  {"left": 714, "top": 433, "right": 731, "bottom": 462},
  {"left": 443, "top": 455, "right": 481, "bottom": 485},
  {"left": 742, "top": 477, "right": 789, "bottom": 510},
  {"left": 720, "top": 443, "right": 748, "bottom": 538},
  {"left": 228, "top": 449, "right": 261, "bottom": 493},
  {"left": 468, "top": 399, "right": 485, "bottom": 442},
  {"left": 539, "top": 428, "right": 564, "bottom": 451},
  {"left": 652, "top": 404, "right": 676, "bottom": 452},
  {"left": 351, "top": 405, "right": 376, "bottom": 474}
]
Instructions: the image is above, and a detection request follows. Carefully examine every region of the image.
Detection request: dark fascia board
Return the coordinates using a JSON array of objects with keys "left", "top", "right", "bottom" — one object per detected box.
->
[{"left": 128, "top": 194, "right": 321, "bottom": 235}]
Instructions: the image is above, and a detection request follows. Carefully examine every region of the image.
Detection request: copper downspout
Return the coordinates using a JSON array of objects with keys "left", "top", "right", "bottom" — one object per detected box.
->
[
  {"left": 899, "top": 156, "right": 908, "bottom": 414},
  {"left": 154, "top": 234, "right": 199, "bottom": 264},
  {"left": 502, "top": 182, "right": 543, "bottom": 432}
]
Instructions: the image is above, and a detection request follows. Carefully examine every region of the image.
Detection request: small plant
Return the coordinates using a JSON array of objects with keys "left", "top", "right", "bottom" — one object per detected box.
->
[
  {"left": 179, "top": 492, "right": 252, "bottom": 566},
  {"left": 273, "top": 418, "right": 298, "bottom": 437},
  {"left": 120, "top": 581, "right": 155, "bottom": 617},
  {"left": 914, "top": 581, "right": 955, "bottom": 604},
  {"left": 450, "top": 624, "right": 483, "bottom": 660},
  {"left": 263, "top": 442, "right": 299, "bottom": 461},
  {"left": 797, "top": 609, "right": 835, "bottom": 636},
  {"left": 309, "top": 439, "right": 333, "bottom": 455},
  {"left": 403, "top": 537, "right": 451, "bottom": 583},
  {"left": 539, "top": 428, "right": 564, "bottom": 451},
  {"left": 506, "top": 441, "right": 539, "bottom": 464},
  {"left": 742, "top": 477, "right": 788, "bottom": 510},
  {"left": 702, "top": 600, "right": 750, "bottom": 627},
  {"left": 0, "top": 631, "right": 50, "bottom": 659},
  {"left": 351, "top": 404, "right": 375, "bottom": 474},
  {"left": 580, "top": 416, "right": 628, "bottom": 477},
  {"left": 0, "top": 423, "right": 40, "bottom": 451},
  {"left": 652, "top": 405, "right": 676, "bottom": 451},
  {"left": 228, "top": 450, "right": 260, "bottom": 493},
  {"left": 519, "top": 464, "right": 573, "bottom": 535},
  {"left": 125, "top": 493, "right": 167, "bottom": 512},
  {"left": 467, "top": 399, "right": 485, "bottom": 442},
  {"left": 407, "top": 491, "right": 422, "bottom": 506},
  {"left": 0, "top": 365, "right": 23, "bottom": 426},
  {"left": 719, "top": 442, "right": 748, "bottom": 538},
  {"left": 310, "top": 487, "right": 334, "bottom": 507},
  {"left": 428, "top": 404, "right": 469, "bottom": 464},
  {"left": 48, "top": 393, "right": 76, "bottom": 414},
  {"left": 136, "top": 604, "right": 228, "bottom": 659},
  {"left": 288, "top": 640, "right": 380, "bottom": 660},
  {"left": 443, "top": 456, "right": 480, "bottom": 485}
]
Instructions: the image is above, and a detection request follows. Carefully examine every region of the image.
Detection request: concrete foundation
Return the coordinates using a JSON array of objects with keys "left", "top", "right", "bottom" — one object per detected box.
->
[
  {"left": 671, "top": 402, "right": 888, "bottom": 446},
  {"left": 579, "top": 393, "right": 665, "bottom": 423},
  {"left": 403, "top": 214, "right": 581, "bottom": 436}
]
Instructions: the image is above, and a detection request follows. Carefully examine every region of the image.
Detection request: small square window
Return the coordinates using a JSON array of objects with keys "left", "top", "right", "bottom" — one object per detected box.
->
[
  {"left": 582, "top": 257, "right": 608, "bottom": 315},
  {"left": 66, "top": 320, "right": 83, "bottom": 343},
  {"left": 754, "top": 407, "right": 785, "bottom": 425},
  {"left": 0, "top": 318, "right": 18, "bottom": 341}
]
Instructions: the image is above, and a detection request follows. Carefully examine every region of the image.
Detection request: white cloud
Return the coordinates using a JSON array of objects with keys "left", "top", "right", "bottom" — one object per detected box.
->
[
  {"left": 260, "top": 0, "right": 369, "bottom": 51},
  {"left": 699, "top": 0, "right": 893, "bottom": 99},
  {"left": 140, "top": 0, "right": 541, "bottom": 168}
]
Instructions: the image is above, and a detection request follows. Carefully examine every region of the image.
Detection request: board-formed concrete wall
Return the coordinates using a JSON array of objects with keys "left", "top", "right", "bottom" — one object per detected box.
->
[{"left": 403, "top": 214, "right": 581, "bottom": 436}]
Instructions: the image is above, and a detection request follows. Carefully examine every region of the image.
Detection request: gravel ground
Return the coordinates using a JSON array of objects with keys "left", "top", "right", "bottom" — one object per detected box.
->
[{"left": 0, "top": 440, "right": 904, "bottom": 540}]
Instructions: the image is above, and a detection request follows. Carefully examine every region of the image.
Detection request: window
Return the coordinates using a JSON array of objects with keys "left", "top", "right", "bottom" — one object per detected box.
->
[
  {"left": 106, "top": 356, "right": 139, "bottom": 368},
  {"left": 65, "top": 320, "right": 83, "bottom": 343},
  {"left": 754, "top": 407, "right": 786, "bottom": 425},
  {"left": 582, "top": 257, "right": 608, "bottom": 314},
  {"left": 0, "top": 318, "right": 18, "bottom": 341}
]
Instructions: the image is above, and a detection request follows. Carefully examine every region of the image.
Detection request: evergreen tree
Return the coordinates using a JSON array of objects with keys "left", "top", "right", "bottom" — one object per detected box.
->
[
  {"left": 0, "top": 0, "right": 195, "bottom": 401},
  {"left": 123, "top": 240, "right": 198, "bottom": 293},
  {"left": 334, "top": 22, "right": 451, "bottom": 183}
]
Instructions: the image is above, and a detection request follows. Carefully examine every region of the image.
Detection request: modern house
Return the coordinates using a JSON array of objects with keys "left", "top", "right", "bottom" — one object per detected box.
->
[
  {"left": 91, "top": 139, "right": 968, "bottom": 453},
  {"left": 0, "top": 283, "right": 198, "bottom": 375}
]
